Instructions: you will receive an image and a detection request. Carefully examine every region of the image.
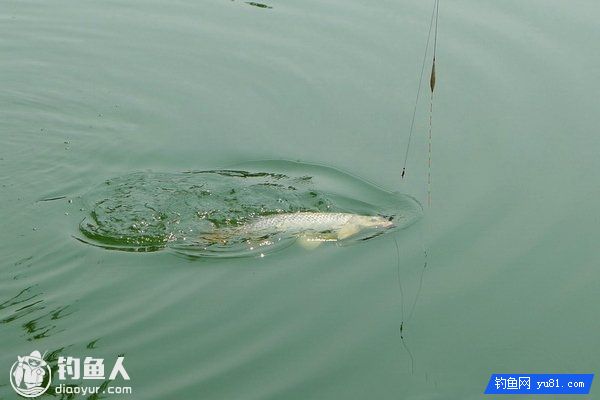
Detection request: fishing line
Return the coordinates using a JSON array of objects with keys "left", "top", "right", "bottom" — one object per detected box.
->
[
  {"left": 394, "top": 0, "right": 439, "bottom": 375},
  {"left": 427, "top": 0, "right": 439, "bottom": 207},
  {"left": 393, "top": 227, "right": 428, "bottom": 374},
  {"left": 394, "top": 237, "right": 405, "bottom": 328},
  {"left": 394, "top": 236, "right": 415, "bottom": 374},
  {"left": 407, "top": 233, "right": 428, "bottom": 322},
  {"left": 401, "top": 0, "right": 438, "bottom": 180}
]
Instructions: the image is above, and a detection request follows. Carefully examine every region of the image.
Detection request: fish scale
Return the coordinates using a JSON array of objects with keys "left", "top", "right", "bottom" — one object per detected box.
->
[{"left": 238, "top": 212, "right": 355, "bottom": 235}]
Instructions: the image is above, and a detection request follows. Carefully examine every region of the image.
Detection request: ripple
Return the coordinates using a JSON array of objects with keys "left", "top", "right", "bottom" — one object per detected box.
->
[{"left": 78, "top": 161, "right": 421, "bottom": 257}]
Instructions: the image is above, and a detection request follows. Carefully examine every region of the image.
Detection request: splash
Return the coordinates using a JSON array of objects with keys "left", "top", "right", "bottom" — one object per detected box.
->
[{"left": 78, "top": 161, "right": 421, "bottom": 257}]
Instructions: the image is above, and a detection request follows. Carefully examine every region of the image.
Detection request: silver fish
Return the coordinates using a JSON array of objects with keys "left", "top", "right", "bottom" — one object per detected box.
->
[{"left": 213, "top": 212, "right": 394, "bottom": 243}]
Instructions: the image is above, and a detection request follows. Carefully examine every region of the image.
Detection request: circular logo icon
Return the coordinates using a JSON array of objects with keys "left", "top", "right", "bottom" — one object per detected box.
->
[{"left": 9, "top": 351, "right": 51, "bottom": 398}]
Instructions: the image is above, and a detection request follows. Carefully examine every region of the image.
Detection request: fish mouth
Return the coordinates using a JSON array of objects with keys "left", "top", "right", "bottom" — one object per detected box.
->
[{"left": 379, "top": 215, "right": 396, "bottom": 228}]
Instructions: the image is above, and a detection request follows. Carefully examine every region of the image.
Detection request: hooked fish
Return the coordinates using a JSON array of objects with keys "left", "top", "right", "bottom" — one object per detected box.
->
[{"left": 203, "top": 212, "right": 394, "bottom": 249}]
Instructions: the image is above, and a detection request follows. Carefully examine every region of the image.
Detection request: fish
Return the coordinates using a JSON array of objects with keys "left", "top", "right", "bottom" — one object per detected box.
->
[{"left": 202, "top": 212, "right": 394, "bottom": 249}]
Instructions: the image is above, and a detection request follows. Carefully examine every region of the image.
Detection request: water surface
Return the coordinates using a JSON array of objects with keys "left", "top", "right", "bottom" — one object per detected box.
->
[{"left": 1, "top": 0, "right": 599, "bottom": 399}]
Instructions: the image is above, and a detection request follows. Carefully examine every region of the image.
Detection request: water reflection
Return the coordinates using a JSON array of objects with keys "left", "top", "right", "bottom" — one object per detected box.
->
[
  {"left": 0, "top": 286, "right": 75, "bottom": 341},
  {"left": 246, "top": 2, "right": 273, "bottom": 9}
]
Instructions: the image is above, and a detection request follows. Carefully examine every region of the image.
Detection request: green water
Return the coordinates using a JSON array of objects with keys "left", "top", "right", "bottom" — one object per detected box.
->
[{"left": 1, "top": 0, "right": 599, "bottom": 399}]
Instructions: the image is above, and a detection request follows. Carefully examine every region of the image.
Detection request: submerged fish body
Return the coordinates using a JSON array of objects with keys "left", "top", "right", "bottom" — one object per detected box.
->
[{"left": 213, "top": 212, "right": 394, "bottom": 243}]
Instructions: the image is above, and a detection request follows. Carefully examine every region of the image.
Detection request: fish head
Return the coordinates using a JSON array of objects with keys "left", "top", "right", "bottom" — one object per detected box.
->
[
  {"left": 335, "top": 214, "right": 394, "bottom": 240},
  {"left": 351, "top": 215, "right": 394, "bottom": 229}
]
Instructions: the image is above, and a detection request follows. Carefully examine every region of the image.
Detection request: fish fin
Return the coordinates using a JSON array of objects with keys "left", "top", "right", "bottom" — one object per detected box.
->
[
  {"left": 297, "top": 233, "right": 338, "bottom": 250},
  {"left": 298, "top": 236, "right": 323, "bottom": 250},
  {"left": 337, "top": 224, "right": 360, "bottom": 240},
  {"left": 199, "top": 232, "right": 229, "bottom": 245}
]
